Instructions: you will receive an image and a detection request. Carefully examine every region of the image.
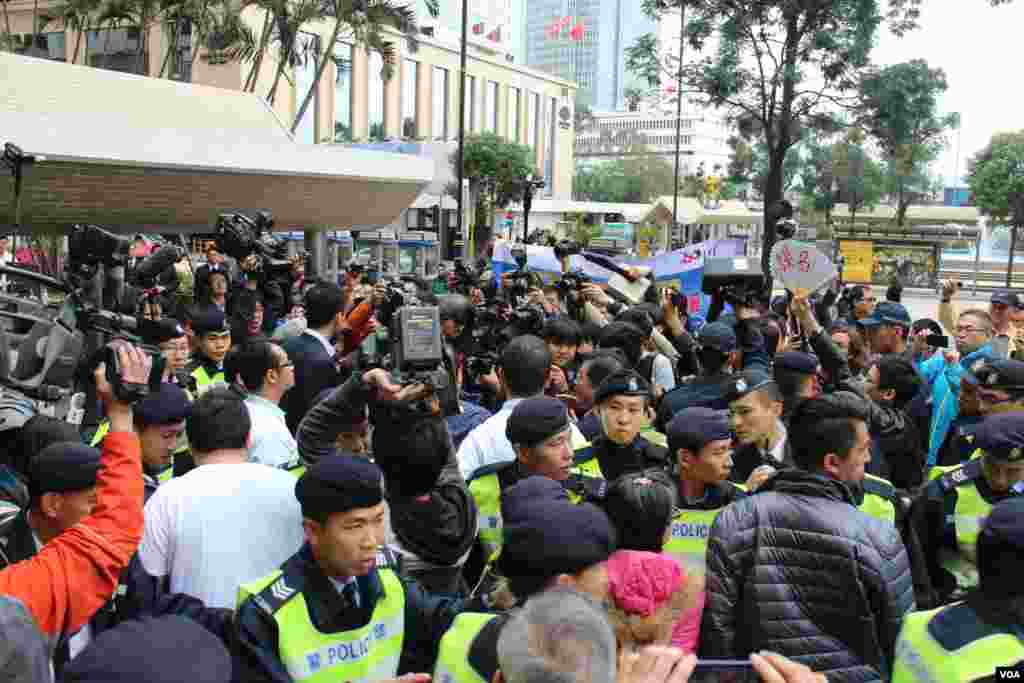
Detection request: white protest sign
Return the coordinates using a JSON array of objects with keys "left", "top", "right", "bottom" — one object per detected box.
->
[{"left": 768, "top": 240, "right": 837, "bottom": 296}]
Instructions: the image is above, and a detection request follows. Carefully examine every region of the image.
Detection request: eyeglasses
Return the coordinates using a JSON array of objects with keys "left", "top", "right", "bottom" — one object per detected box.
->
[{"left": 955, "top": 325, "right": 985, "bottom": 334}]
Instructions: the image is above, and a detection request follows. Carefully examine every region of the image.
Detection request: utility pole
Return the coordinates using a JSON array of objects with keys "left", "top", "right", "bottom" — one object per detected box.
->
[
  {"left": 455, "top": 0, "right": 469, "bottom": 258},
  {"left": 670, "top": 3, "right": 686, "bottom": 242}
]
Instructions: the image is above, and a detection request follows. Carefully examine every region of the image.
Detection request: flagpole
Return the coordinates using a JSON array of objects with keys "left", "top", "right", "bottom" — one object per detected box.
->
[{"left": 671, "top": 2, "right": 686, "bottom": 243}]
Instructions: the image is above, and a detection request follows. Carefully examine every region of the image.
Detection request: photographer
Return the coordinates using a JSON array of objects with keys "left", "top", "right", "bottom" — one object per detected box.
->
[{"left": 0, "top": 343, "right": 150, "bottom": 666}]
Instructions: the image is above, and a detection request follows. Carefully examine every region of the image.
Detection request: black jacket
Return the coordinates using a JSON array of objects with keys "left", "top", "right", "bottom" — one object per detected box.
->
[
  {"left": 295, "top": 373, "right": 372, "bottom": 467},
  {"left": 235, "top": 544, "right": 483, "bottom": 682},
  {"left": 588, "top": 434, "right": 669, "bottom": 483},
  {"left": 700, "top": 469, "right": 915, "bottom": 682},
  {"left": 729, "top": 436, "right": 794, "bottom": 485},
  {"left": 281, "top": 331, "right": 344, "bottom": 434}
]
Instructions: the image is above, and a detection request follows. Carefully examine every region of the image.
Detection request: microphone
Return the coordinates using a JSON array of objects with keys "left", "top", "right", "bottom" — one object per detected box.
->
[{"left": 132, "top": 246, "right": 182, "bottom": 286}]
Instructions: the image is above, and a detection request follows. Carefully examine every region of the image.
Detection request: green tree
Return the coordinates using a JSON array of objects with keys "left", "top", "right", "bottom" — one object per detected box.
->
[
  {"left": 447, "top": 132, "right": 536, "bottom": 250},
  {"left": 626, "top": 0, "right": 920, "bottom": 276},
  {"left": 968, "top": 132, "right": 1024, "bottom": 280},
  {"left": 798, "top": 135, "right": 838, "bottom": 226},
  {"left": 857, "top": 59, "right": 959, "bottom": 226},
  {"left": 573, "top": 148, "right": 676, "bottom": 204},
  {"left": 832, "top": 129, "right": 884, "bottom": 226},
  {"left": 36, "top": 0, "right": 100, "bottom": 63}
]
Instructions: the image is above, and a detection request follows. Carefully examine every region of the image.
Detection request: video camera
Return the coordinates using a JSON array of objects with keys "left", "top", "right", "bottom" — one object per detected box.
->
[
  {"left": 461, "top": 299, "right": 545, "bottom": 386},
  {"left": 214, "top": 211, "right": 292, "bottom": 278},
  {"left": 702, "top": 256, "right": 766, "bottom": 309},
  {"left": 549, "top": 238, "right": 582, "bottom": 261}
]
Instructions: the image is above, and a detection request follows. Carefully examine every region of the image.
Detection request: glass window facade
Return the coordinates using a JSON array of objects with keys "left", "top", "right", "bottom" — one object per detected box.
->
[
  {"left": 294, "top": 32, "right": 319, "bottom": 145},
  {"left": 402, "top": 59, "right": 418, "bottom": 139},
  {"left": 15, "top": 31, "right": 66, "bottom": 61},
  {"left": 333, "top": 42, "right": 353, "bottom": 142},
  {"left": 87, "top": 27, "right": 142, "bottom": 73},
  {"left": 368, "top": 51, "right": 385, "bottom": 140},
  {"left": 432, "top": 67, "right": 448, "bottom": 140},
  {"left": 508, "top": 87, "right": 521, "bottom": 141},
  {"left": 485, "top": 80, "right": 498, "bottom": 133}
]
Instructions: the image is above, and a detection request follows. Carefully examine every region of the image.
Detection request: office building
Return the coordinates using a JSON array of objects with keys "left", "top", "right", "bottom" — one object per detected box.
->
[{"left": 525, "top": 0, "right": 653, "bottom": 110}]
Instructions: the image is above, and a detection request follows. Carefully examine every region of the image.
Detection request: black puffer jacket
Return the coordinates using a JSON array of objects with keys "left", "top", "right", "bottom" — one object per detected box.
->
[{"left": 699, "top": 469, "right": 915, "bottom": 683}]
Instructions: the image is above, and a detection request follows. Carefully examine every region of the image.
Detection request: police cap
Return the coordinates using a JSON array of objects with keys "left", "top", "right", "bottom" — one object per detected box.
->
[
  {"left": 698, "top": 322, "right": 737, "bottom": 353},
  {"left": 28, "top": 442, "right": 102, "bottom": 499},
  {"left": 191, "top": 307, "right": 230, "bottom": 337},
  {"left": 965, "top": 359, "right": 1024, "bottom": 394},
  {"left": 506, "top": 397, "right": 570, "bottom": 447},
  {"left": 666, "top": 408, "right": 731, "bottom": 455},
  {"left": 593, "top": 369, "right": 650, "bottom": 405},
  {"left": 139, "top": 318, "right": 187, "bottom": 346},
  {"left": 723, "top": 369, "right": 779, "bottom": 404},
  {"left": 296, "top": 454, "right": 383, "bottom": 519},
  {"left": 774, "top": 351, "right": 819, "bottom": 376},
  {"left": 135, "top": 383, "right": 192, "bottom": 428},
  {"left": 974, "top": 412, "right": 1024, "bottom": 463}
]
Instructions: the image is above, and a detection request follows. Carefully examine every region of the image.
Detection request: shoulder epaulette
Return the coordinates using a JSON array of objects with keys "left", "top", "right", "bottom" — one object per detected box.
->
[
  {"left": 573, "top": 445, "right": 596, "bottom": 465},
  {"left": 253, "top": 572, "right": 301, "bottom": 616},
  {"left": 928, "top": 602, "right": 1006, "bottom": 651},
  {"left": 938, "top": 458, "right": 984, "bottom": 493}
]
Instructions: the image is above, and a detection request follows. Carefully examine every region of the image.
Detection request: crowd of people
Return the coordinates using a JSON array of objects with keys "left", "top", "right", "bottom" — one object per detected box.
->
[{"left": 0, "top": 243, "right": 1023, "bottom": 683}]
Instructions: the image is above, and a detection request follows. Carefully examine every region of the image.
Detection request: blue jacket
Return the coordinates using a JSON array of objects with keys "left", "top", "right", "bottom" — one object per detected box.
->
[{"left": 916, "top": 343, "right": 993, "bottom": 467}]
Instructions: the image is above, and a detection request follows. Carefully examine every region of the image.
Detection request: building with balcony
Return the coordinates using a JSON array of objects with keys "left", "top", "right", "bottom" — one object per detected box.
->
[{"left": 574, "top": 110, "right": 732, "bottom": 177}]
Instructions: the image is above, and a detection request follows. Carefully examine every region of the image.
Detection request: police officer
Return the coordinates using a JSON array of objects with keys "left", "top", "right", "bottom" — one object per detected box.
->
[
  {"left": 132, "top": 383, "right": 192, "bottom": 500},
  {"left": 186, "top": 308, "right": 231, "bottom": 396},
  {"left": 468, "top": 397, "right": 604, "bottom": 565},
  {"left": 235, "top": 455, "right": 477, "bottom": 682},
  {"left": 663, "top": 408, "right": 746, "bottom": 587},
  {"left": 773, "top": 351, "right": 821, "bottom": 420},
  {"left": 656, "top": 322, "right": 740, "bottom": 431},
  {"left": 573, "top": 369, "right": 668, "bottom": 482},
  {"left": 433, "top": 479, "right": 616, "bottom": 683},
  {"left": 893, "top": 497, "right": 1024, "bottom": 682},
  {"left": 914, "top": 411, "right": 1024, "bottom": 606}
]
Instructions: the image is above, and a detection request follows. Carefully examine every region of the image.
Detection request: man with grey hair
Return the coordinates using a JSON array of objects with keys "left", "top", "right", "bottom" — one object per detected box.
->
[{"left": 496, "top": 588, "right": 617, "bottom": 683}]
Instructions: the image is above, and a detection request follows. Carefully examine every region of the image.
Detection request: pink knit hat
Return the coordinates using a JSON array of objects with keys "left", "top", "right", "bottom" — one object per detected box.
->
[{"left": 606, "top": 550, "right": 683, "bottom": 617}]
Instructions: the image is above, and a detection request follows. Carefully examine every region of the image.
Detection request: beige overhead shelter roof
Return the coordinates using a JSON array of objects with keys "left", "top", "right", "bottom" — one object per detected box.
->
[
  {"left": 506, "top": 199, "right": 654, "bottom": 223},
  {"left": 0, "top": 53, "right": 433, "bottom": 233},
  {"left": 653, "top": 197, "right": 764, "bottom": 225},
  {"left": 830, "top": 204, "right": 980, "bottom": 224}
]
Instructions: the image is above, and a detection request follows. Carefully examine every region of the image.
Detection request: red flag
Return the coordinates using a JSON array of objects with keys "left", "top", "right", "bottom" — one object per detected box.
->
[
  {"left": 487, "top": 27, "right": 502, "bottom": 41},
  {"left": 472, "top": 21, "right": 485, "bottom": 34},
  {"left": 569, "top": 19, "right": 585, "bottom": 41}
]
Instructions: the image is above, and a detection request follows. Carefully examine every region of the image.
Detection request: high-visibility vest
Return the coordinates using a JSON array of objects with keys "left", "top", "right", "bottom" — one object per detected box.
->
[
  {"left": 237, "top": 568, "right": 405, "bottom": 683},
  {"left": 432, "top": 613, "right": 499, "bottom": 683},
  {"left": 858, "top": 473, "right": 898, "bottom": 524},
  {"left": 892, "top": 602, "right": 1024, "bottom": 683},
  {"left": 190, "top": 365, "right": 225, "bottom": 396},
  {"left": 940, "top": 479, "right": 992, "bottom": 591},
  {"left": 468, "top": 471, "right": 503, "bottom": 564},
  {"left": 89, "top": 420, "right": 109, "bottom": 447},
  {"left": 663, "top": 506, "right": 721, "bottom": 579},
  {"left": 927, "top": 448, "right": 982, "bottom": 483}
]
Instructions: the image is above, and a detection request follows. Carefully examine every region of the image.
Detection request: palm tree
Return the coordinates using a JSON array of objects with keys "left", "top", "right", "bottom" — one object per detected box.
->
[
  {"left": 39, "top": 0, "right": 102, "bottom": 63},
  {"left": 264, "top": 0, "right": 321, "bottom": 104},
  {"left": 289, "top": 0, "right": 438, "bottom": 135}
]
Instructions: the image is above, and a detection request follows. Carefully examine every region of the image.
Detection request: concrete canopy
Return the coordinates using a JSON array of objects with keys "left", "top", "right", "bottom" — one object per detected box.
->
[{"left": 0, "top": 53, "right": 433, "bottom": 233}]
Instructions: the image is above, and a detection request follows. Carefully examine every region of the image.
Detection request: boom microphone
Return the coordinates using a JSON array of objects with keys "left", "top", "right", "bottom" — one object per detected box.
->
[{"left": 133, "top": 246, "right": 182, "bottom": 286}]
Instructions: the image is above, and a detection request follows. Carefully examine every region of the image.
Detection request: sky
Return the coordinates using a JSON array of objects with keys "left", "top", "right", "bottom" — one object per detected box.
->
[{"left": 870, "top": 0, "right": 1024, "bottom": 187}]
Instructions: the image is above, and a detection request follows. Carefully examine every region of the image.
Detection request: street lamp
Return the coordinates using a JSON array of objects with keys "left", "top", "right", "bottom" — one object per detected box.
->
[{"left": 521, "top": 173, "right": 545, "bottom": 243}]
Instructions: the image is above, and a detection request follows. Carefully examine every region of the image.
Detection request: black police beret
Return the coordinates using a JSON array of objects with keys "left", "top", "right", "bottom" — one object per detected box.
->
[
  {"left": 62, "top": 615, "right": 231, "bottom": 683},
  {"left": 966, "top": 360, "right": 1024, "bottom": 393},
  {"left": 135, "top": 383, "right": 192, "bottom": 427},
  {"left": 296, "top": 454, "right": 383, "bottom": 518},
  {"left": 28, "top": 442, "right": 101, "bottom": 499},
  {"left": 138, "top": 318, "right": 187, "bottom": 346},
  {"left": 774, "top": 351, "right": 819, "bottom": 376},
  {"left": 698, "top": 322, "right": 737, "bottom": 353},
  {"left": 667, "top": 408, "right": 731, "bottom": 454},
  {"left": 191, "top": 308, "right": 230, "bottom": 337},
  {"left": 505, "top": 397, "right": 570, "bottom": 447},
  {"left": 974, "top": 412, "right": 1024, "bottom": 463},
  {"left": 499, "top": 500, "right": 615, "bottom": 599},
  {"left": 981, "top": 498, "right": 1024, "bottom": 549}
]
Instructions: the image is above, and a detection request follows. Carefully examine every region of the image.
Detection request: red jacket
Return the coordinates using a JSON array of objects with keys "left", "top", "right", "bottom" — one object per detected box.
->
[{"left": 0, "top": 432, "right": 143, "bottom": 642}]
